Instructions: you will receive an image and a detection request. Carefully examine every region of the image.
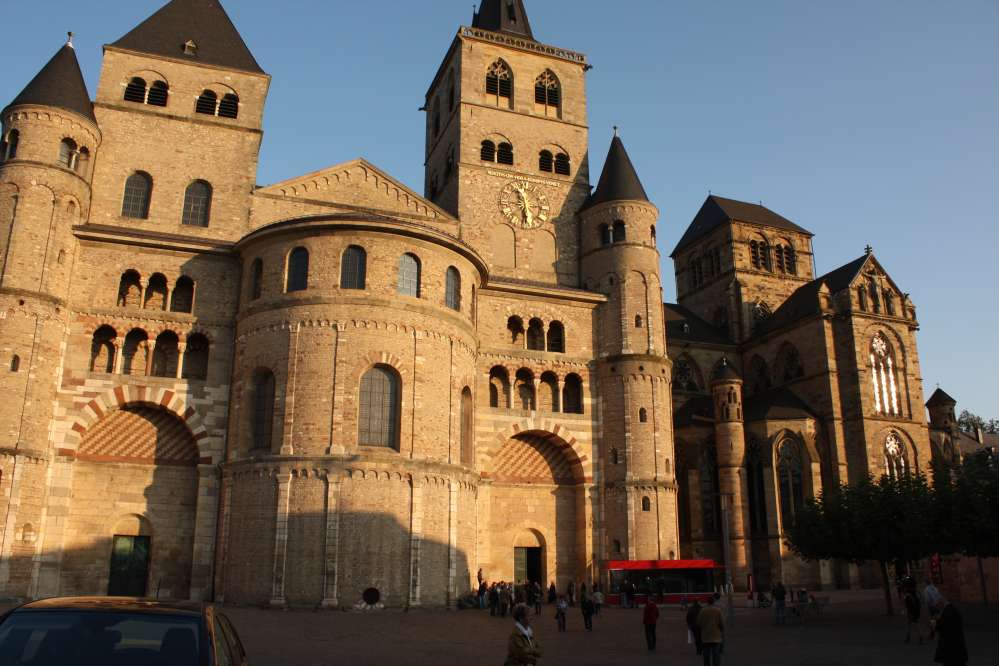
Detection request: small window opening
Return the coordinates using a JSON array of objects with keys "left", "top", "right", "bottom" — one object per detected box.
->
[
  {"left": 554, "top": 153, "right": 570, "bottom": 176},
  {"left": 147, "top": 81, "right": 169, "bottom": 107},
  {"left": 218, "top": 94, "right": 239, "bottom": 119},
  {"left": 480, "top": 140, "right": 496, "bottom": 162},
  {"left": 195, "top": 90, "right": 218, "bottom": 115},
  {"left": 539, "top": 150, "right": 553, "bottom": 173},
  {"left": 497, "top": 142, "right": 514, "bottom": 165},
  {"left": 124, "top": 77, "right": 147, "bottom": 103},
  {"left": 9, "top": 355, "right": 20, "bottom": 372}
]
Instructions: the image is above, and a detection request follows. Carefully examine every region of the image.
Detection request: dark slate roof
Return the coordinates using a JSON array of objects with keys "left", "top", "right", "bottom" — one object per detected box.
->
[
  {"left": 6, "top": 44, "right": 95, "bottom": 123},
  {"left": 664, "top": 303, "right": 733, "bottom": 346},
  {"left": 926, "top": 388, "right": 957, "bottom": 408},
  {"left": 110, "top": 0, "right": 264, "bottom": 74},
  {"left": 586, "top": 136, "right": 649, "bottom": 208},
  {"left": 671, "top": 195, "right": 813, "bottom": 257},
  {"left": 473, "top": 0, "right": 535, "bottom": 40},
  {"left": 745, "top": 387, "right": 816, "bottom": 422},
  {"left": 673, "top": 395, "right": 715, "bottom": 429},
  {"left": 712, "top": 357, "right": 741, "bottom": 381},
  {"left": 751, "top": 254, "right": 870, "bottom": 339}
]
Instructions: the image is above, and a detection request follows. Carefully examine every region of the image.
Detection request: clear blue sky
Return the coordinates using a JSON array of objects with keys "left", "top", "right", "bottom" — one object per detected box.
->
[{"left": 3, "top": 1, "right": 997, "bottom": 417}]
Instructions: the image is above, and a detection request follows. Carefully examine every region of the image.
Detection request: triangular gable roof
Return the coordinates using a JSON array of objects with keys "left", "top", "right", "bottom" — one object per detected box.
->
[
  {"left": 254, "top": 158, "right": 456, "bottom": 222},
  {"left": 926, "top": 388, "right": 957, "bottom": 408},
  {"left": 745, "top": 387, "right": 817, "bottom": 422},
  {"left": 110, "top": 0, "right": 264, "bottom": 74},
  {"left": 6, "top": 43, "right": 95, "bottom": 123},
  {"left": 671, "top": 195, "right": 812, "bottom": 257}
]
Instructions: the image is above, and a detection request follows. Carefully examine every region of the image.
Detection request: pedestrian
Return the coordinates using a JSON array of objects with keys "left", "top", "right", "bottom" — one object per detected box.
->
[
  {"left": 924, "top": 579, "right": 944, "bottom": 622},
  {"left": 642, "top": 597, "right": 660, "bottom": 651},
  {"left": 490, "top": 583, "right": 499, "bottom": 617},
  {"left": 506, "top": 603, "right": 543, "bottom": 666},
  {"left": 581, "top": 594, "right": 595, "bottom": 631},
  {"left": 685, "top": 597, "right": 703, "bottom": 656},
  {"left": 477, "top": 567, "right": 484, "bottom": 587},
  {"left": 593, "top": 586, "right": 604, "bottom": 616},
  {"left": 479, "top": 580, "right": 488, "bottom": 610},
  {"left": 555, "top": 594, "right": 568, "bottom": 633},
  {"left": 933, "top": 600, "right": 968, "bottom": 666},
  {"left": 533, "top": 581, "right": 543, "bottom": 615},
  {"left": 501, "top": 583, "right": 512, "bottom": 618},
  {"left": 580, "top": 582, "right": 588, "bottom": 604},
  {"left": 903, "top": 581, "right": 924, "bottom": 644},
  {"left": 567, "top": 580, "right": 576, "bottom": 607},
  {"left": 621, "top": 581, "right": 630, "bottom": 609},
  {"left": 548, "top": 581, "right": 557, "bottom": 605},
  {"left": 697, "top": 593, "right": 725, "bottom": 666},
  {"left": 773, "top": 582, "right": 787, "bottom": 625}
]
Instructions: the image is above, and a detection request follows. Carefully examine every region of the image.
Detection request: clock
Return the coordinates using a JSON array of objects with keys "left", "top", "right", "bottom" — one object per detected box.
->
[{"left": 499, "top": 179, "right": 550, "bottom": 229}]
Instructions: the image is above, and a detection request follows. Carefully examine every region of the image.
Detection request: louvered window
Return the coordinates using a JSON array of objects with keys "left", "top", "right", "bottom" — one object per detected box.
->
[
  {"left": 340, "top": 245, "right": 367, "bottom": 290},
  {"left": 121, "top": 172, "right": 152, "bottom": 219},
  {"left": 534, "top": 70, "right": 561, "bottom": 111},
  {"left": 181, "top": 181, "right": 212, "bottom": 227},
  {"left": 147, "top": 81, "right": 168, "bottom": 107},
  {"left": 218, "top": 94, "right": 239, "bottom": 119},
  {"left": 195, "top": 90, "right": 218, "bottom": 115},
  {"left": 486, "top": 60, "right": 512, "bottom": 102},
  {"left": 481, "top": 140, "right": 496, "bottom": 162},
  {"left": 358, "top": 365, "right": 401, "bottom": 449},
  {"left": 445, "top": 267, "right": 461, "bottom": 311},
  {"left": 538, "top": 150, "right": 554, "bottom": 172},
  {"left": 124, "top": 77, "right": 147, "bottom": 103},
  {"left": 776, "top": 244, "right": 786, "bottom": 273},
  {"left": 287, "top": 248, "right": 309, "bottom": 292},
  {"left": 785, "top": 246, "right": 797, "bottom": 275},
  {"left": 554, "top": 153, "right": 570, "bottom": 176},
  {"left": 398, "top": 253, "right": 421, "bottom": 297},
  {"left": 497, "top": 142, "right": 514, "bottom": 165}
]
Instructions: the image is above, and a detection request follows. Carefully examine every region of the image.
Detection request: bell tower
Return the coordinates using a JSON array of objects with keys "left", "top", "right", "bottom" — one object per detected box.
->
[{"left": 423, "top": 0, "right": 591, "bottom": 286}]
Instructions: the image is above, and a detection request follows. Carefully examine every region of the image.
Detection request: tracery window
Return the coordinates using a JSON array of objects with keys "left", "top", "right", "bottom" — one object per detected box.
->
[
  {"left": 884, "top": 431, "right": 908, "bottom": 480},
  {"left": 673, "top": 357, "right": 700, "bottom": 392},
  {"left": 485, "top": 60, "right": 512, "bottom": 104},
  {"left": 751, "top": 301, "right": 772, "bottom": 332},
  {"left": 870, "top": 333, "right": 900, "bottom": 416},
  {"left": 776, "top": 342, "right": 804, "bottom": 383},
  {"left": 534, "top": 70, "right": 561, "bottom": 116},
  {"left": 777, "top": 440, "right": 806, "bottom": 529},
  {"left": 358, "top": 365, "right": 401, "bottom": 450}
]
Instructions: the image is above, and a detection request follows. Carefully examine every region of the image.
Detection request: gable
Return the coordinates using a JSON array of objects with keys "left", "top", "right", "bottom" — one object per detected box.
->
[{"left": 251, "top": 159, "right": 457, "bottom": 230}]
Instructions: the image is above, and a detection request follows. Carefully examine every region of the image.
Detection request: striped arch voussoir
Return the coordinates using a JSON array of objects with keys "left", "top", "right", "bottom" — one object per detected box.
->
[
  {"left": 360, "top": 351, "right": 405, "bottom": 372},
  {"left": 487, "top": 418, "right": 591, "bottom": 481},
  {"left": 66, "top": 385, "right": 209, "bottom": 452}
]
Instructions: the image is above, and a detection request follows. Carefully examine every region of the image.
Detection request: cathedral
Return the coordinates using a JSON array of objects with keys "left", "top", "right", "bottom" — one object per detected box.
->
[{"left": 0, "top": 0, "right": 945, "bottom": 606}]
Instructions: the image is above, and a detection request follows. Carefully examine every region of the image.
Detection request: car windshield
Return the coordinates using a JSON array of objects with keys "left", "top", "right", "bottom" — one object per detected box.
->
[{"left": 0, "top": 610, "right": 202, "bottom": 666}]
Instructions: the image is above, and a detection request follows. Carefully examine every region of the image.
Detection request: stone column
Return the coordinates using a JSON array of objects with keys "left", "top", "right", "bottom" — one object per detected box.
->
[
  {"left": 408, "top": 477, "right": 424, "bottom": 607},
  {"left": 144, "top": 340, "right": 156, "bottom": 377},
  {"left": 556, "top": 378, "right": 565, "bottom": 413},
  {"left": 112, "top": 339, "right": 124, "bottom": 374},
  {"left": 139, "top": 280, "right": 148, "bottom": 309},
  {"left": 447, "top": 482, "right": 460, "bottom": 607},
  {"left": 270, "top": 472, "right": 292, "bottom": 607},
  {"left": 321, "top": 474, "right": 341, "bottom": 608},
  {"left": 175, "top": 342, "right": 187, "bottom": 380}
]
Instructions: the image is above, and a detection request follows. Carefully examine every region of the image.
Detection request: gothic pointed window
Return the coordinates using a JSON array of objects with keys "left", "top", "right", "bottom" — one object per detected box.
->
[
  {"left": 700, "top": 441, "right": 721, "bottom": 536},
  {"left": 181, "top": 180, "right": 212, "bottom": 227},
  {"left": 445, "top": 267, "right": 461, "bottom": 311},
  {"left": 398, "top": 253, "right": 421, "bottom": 297},
  {"left": 124, "top": 77, "right": 147, "bottom": 103},
  {"left": 534, "top": 70, "right": 561, "bottom": 116},
  {"left": 486, "top": 60, "right": 512, "bottom": 105},
  {"left": 746, "top": 440, "right": 768, "bottom": 535},
  {"left": 539, "top": 150, "right": 554, "bottom": 173},
  {"left": 286, "top": 247, "right": 309, "bottom": 293},
  {"left": 777, "top": 440, "right": 806, "bottom": 529},
  {"left": 359, "top": 365, "right": 402, "bottom": 450},
  {"left": 341, "top": 246, "right": 367, "bottom": 290},
  {"left": 884, "top": 431, "right": 908, "bottom": 480},
  {"left": 870, "top": 333, "right": 901, "bottom": 416},
  {"left": 121, "top": 172, "right": 152, "bottom": 219},
  {"left": 481, "top": 140, "right": 496, "bottom": 162},
  {"left": 195, "top": 90, "right": 218, "bottom": 115},
  {"left": 554, "top": 153, "right": 570, "bottom": 176}
]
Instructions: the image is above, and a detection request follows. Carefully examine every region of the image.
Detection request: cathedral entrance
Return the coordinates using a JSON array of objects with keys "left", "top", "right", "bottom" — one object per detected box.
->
[{"left": 486, "top": 431, "right": 586, "bottom": 589}]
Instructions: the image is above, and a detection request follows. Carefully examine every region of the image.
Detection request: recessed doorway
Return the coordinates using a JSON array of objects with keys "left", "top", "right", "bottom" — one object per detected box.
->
[
  {"left": 514, "top": 547, "right": 543, "bottom": 586},
  {"left": 108, "top": 535, "right": 151, "bottom": 597}
]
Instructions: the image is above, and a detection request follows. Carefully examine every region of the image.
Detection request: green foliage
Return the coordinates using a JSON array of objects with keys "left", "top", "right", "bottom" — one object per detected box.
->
[{"left": 957, "top": 410, "right": 999, "bottom": 434}]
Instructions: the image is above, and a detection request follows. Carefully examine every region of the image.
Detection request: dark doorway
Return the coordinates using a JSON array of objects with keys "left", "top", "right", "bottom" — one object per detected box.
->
[
  {"left": 514, "top": 547, "right": 543, "bottom": 585},
  {"left": 108, "top": 535, "right": 151, "bottom": 597}
]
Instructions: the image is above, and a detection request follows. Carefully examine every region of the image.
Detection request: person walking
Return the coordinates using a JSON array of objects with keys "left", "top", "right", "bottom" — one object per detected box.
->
[
  {"left": 548, "top": 582, "right": 557, "bottom": 605},
  {"left": 555, "top": 595, "right": 568, "bottom": 633},
  {"left": 501, "top": 583, "right": 512, "bottom": 618},
  {"left": 490, "top": 583, "right": 500, "bottom": 617},
  {"left": 567, "top": 580, "right": 576, "bottom": 607},
  {"left": 642, "top": 598, "right": 660, "bottom": 651},
  {"left": 773, "top": 582, "right": 787, "bottom": 625},
  {"left": 697, "top": 593, "right": 725, "bottom": 666},
  {"left": 903, "top": 581, "right": 924, "bottom": 644},
  {"left": 479, "top": 580, "right": 488, "bottom": 610},
  {"left": 924, "top": 580, "right": 944, "bottom": 621},
  {"left": 581, "top": 594, "right": 595, "bottom": 631},
  {"left": 685, "top": 598, "right": 703, "bottom": 656},
  {"left": 533, "top": 581, "right": 543, "bottom": 615},
  {"left": 506, "top": 604, "right": 543, "bottom": 666},
  {"left": 593, "top": 586, "right": 604, "bottom": 616},
  {"left": 933, "top": 600, "right": 968, "bottom": 666}
]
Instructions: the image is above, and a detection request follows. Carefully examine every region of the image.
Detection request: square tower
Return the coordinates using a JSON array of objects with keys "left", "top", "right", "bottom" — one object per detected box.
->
[{"left": 424, "top": 1, "right": 591, "bottom": 286}]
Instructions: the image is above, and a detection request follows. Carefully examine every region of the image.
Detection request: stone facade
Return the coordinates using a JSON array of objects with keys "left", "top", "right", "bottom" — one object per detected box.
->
[{"left": 0, "top": 0, "right": 949, "bottom": 606}]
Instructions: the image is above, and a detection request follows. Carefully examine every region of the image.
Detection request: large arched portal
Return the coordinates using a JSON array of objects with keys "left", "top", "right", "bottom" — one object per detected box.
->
[{"left": 486, "top": 430, "right": 585, "bottom": 590}]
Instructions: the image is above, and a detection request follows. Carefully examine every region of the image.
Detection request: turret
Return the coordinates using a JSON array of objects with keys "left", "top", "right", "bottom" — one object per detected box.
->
[{"left": 926, "top": 388, "right": 958, "bottom": 433}]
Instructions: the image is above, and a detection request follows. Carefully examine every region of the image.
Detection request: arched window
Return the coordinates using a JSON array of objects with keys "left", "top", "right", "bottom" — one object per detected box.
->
[
  {"left": 546, "top": 321, "right": 565, "bottom": 353},
  {"left": 526, "top": 318, "right": 545, "bottom": 351},
  {"left": 639, "top": 407, "right": 648, "bottom": 423},
  {"left": 340, "top": 246, "right": 367, "bottom": 290},
  {"left": 610, "top": 448, "right": 619, "bottom": 465},
  {"left": 485, "top": 60, "right": 512, "bottom": 104},
  {"left": 117, "top": 270, "right": 142, "bottom": 307},
  {"left": 218, "top": 93, "right": 239, "bottom": 119},
  {"left": 776, "top": 342, "right": 804, "bottom": 383},
  {"left": 760, "top": 239, "right": 772, "bottom": 271},
  {"left": 181, "top": 180, "right": 212, "bottom": 227},
  {"left": 750, "top": 240, "right": 761, "bottom": 268},
  {"left": 745, "top": 441, "right": 768, "bottom": 535},
  {"left": 613, "top": 539, "right": 622, "bottom": 554},
  {"left": 538, "top": 150, "right": 554, "bottom": 172},
  {"left": 445, "top": 267, "right": 461, "bottom": 310},
  {"left": 287, "top": 247, "right": 309, "bottom": 293},
  {"left": 870, "top": 333, "right": 900, "bottom": 416},
  {"left": 507, "top": 316, "right": 525, "bottom": 346},
  {"left": 747, "top": 355, "right": 770, "bottom": 396},
  {"left": 121, "top": 172, "right": 152, "bottom": 219},
  {"left": 857, "top": 285, "right": 868, "bottom": 311},
  {"left": 700, "top": 442, "right": 721, "bottom": 536},
  {"left": 122, "top": 329, "right": 149, "bottom": 376},
  {"left": 514, "top": 368, "right": 535, "bottom": 410},
  {"left": 562, "top": 373, "right": 583, "bottom": 414},
  {"left": 497, "top": 142, "right": 514, "bottom": 165},
  {"left": 431, "top": 98, "right": 441, "bottom": 137},
  {"left": 1, "top": 129, "right": 19, "bottom": 160},
  {"left": 539, "top": 372, "right": 559, "bottom": 412},
  {"left": 144, "top": 273, "right": 168, "bottom": 310},
  {"left": 358, "top": 365, "right": 402, "bottom": 450},
  {"left": 612, "top": 220, "right": 626, "bottom": 243},
  {"left": 195, "top": 90, "right": 218, "bottom": 115},
  {"left": 554, "top": 153, "right": 570, "bottom": 176},
  {"left": 784, "top": 245, "right": 797, "bottom": 275},
  {"left": 641, "top": 496, "right": 651, "bottom": 512},
  {"left": 480, "top": 140, "right": 496, "bottom": 162},
  {"left": 673, "top": 357, "right": 700, "bottom": 392},
  {"left": 58, "top": 138, "right": 77, "bottom": 168},
  {"left": 9, "top": 355, "right": 20, "bottom": 372},
  {"left": 249, "top": 369, "right": 276, "bottom": 451},
  {"left": 170, "top": 276, "right": 195, "bottom": 313},
  {"left": 249, "top": 258, "right": 263, "bottom": 300},
  {"left": 884, "top": 431, "right": 909, "bottom": 480},
  {"left": 124, "top": 77, "right": 147, "bottom": 103},
  {"left": 534, "top": 70, "right": 561, "bottom": 115},
  {"left": 635, "top": 314, "right": 643, "bottom": 328},
  {"left": 775, "top": 244, "right": 786, "bottom": 273},
  {"left": 650, "top": 225, "right": 656, "bottom": 244},
  {"left": 599, "top": 224, "right": 611, "bottom": 246},
  {"left": 182, "top": 333, "right": 210, "bottom": 380},
  {"left": 397, "top": 253, "right": 421, "bottom": 297},
  {"left": 147, "top": 80, "right": 169, "bottom": 107},
  {"left": 777, "top": 439, "right": 806, "bottom": 529},
  {"left": 90, "top": 325, "right": 117, "bottom": 373},
  {"left": 151, "top": 331, "right": 179, "bottom": 377},
  {"left": 489, "top": 366, "right": 511, "bottom": 408},
  {"left": 460, "top": 387, "right": 474, "bottom": 465}
]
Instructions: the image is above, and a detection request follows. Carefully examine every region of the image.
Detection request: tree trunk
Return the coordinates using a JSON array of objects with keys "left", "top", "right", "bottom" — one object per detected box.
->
[
  {"left": 878, "top": 560, "right": 894, "bottom": 616},
  {"left": 977, "top": 555, "right": 989, "bottom": 606}
]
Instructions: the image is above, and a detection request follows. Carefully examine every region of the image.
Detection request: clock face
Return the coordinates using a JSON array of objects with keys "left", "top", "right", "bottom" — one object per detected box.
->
[{"left": 499, "top": 180, "right": 550, "bottom": 229}]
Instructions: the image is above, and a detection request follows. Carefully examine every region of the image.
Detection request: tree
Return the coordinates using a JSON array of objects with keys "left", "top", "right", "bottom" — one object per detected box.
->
[
  {"left": 957, "top": 410, "right": 999, "bottom": 435},
  {"left": 945, "top": 451, "right": 999, "bottom": 605},
  {"left": 786, "top": 473, "right": 936, "bottom": 615}
]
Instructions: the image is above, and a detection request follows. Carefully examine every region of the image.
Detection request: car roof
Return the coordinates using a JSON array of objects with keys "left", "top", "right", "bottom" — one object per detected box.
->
[{"left": 15, "top": 597, "right": 206, "bottom": 617}]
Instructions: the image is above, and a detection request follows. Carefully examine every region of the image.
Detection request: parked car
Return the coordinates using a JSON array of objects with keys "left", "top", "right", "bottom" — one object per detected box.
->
[{"left": 0, "top": 597, "right": 247, "bottom": 665}]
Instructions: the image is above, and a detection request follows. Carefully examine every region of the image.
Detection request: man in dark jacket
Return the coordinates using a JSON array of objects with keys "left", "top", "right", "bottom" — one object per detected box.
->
[
  {"left": 642, "top": 598, "right": 660, "bottom": 650},
  {"left": 934, "top": 601, "right": 968, "bottom": 666},
  {"left": 685, "top": 599, "right": 703, "bottom": 655}
]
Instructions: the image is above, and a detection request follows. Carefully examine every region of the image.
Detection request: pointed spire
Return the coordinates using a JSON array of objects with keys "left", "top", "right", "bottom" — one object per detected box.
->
[
  {"left": 473, "top": 0, "right": 535, "bottom": 40},
  {"left": 587, "top": 133, "right": 649, "bottom": 208},
  {"left": 5, "top": 40, "right": 95, "bottom": 123},
  {"left": 111, "top": 0, "right": 264, "bottom": 74},
  {"left": 926, "top": 388, "right": 957, "bottom": 408}
]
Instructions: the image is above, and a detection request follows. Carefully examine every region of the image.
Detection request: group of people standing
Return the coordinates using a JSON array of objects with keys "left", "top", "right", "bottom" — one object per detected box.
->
[
  {"left": 681, "top": 594, "right": 725, "bottom": 666},
  {"left": 902, "top": 578, "right": 968, "bottom": 666}
]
